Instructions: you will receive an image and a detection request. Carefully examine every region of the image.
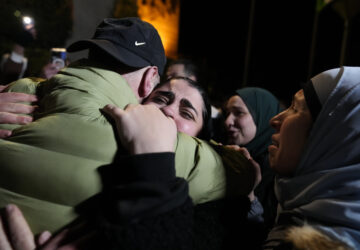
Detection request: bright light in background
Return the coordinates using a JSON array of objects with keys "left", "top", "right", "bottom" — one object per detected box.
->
[
  {"left": 22, "top": 16, "right": 33, "bottom": 25},
  {"left": 137, "top": 0, "right": 180, "bottom": 59}
]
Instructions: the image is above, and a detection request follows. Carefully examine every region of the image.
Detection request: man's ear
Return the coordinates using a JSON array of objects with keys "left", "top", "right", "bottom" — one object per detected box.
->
[{"left": 138, "top": 66, "right": 159, "bottom": 98}]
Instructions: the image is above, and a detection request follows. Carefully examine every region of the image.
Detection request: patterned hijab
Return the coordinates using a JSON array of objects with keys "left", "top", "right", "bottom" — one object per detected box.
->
[
  {"left": 235, "top": 87, "right": 281, "bottom": 160},
  {"left": 275, "top": 67, "right": 360, "bottom": 248}
]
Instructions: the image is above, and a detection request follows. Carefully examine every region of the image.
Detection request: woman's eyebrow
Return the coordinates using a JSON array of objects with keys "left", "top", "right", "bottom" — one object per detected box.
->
[
  {"left": 153, "top": 91, "right": 175, "bottom": 101},
  {"left": 232, "top": 105, "right": 246, "bottom": 111},
  {"left": 180, "top": 98, "right": 198, "bottom": 116}
]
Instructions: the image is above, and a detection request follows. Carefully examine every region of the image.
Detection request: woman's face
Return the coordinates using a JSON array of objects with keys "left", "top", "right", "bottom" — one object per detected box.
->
[
  {"left": 268, "top": 89, "right": 313, "bottom": 176},
  {"left": 224, "top": 95, "right": 257, "bottom": 145},
  {"left": 143, "top": 79, "right": 204, "bottom": 137}
]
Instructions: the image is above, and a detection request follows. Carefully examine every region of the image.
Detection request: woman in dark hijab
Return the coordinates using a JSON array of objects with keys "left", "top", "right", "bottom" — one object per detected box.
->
[{"left": 224, "top": 87, "right": 282, "bottom": 232}]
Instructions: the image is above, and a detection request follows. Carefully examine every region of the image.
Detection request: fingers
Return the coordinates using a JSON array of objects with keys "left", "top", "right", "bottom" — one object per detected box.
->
[
  {"left": 4, "top": 204, "right": 36, "bottom": 250},
  {"left": 123, "top": 103, "right": 136, "bottom": 111},
  {"left": 0, "top": 216, "right": 12, "bottom": 250},
  {"left": 0, "top": 92, "right": 37, "bottom": 104},
  {"left": 0, "top": 129, "right": 12, "bottom": 139},
  {"left": 0, "top": 112, "right": 33, "bottom": 125},
  {"left": 102, "top": 104, "right": 125, "bottom": 119},
  {"left": 224, "top": 145, "right": 262, "bottom": 191},
  {"left": 39, "top": 221, "right": 98, "bottom": 250},
  {"left": 38, "top": 229, "right": 70, "bottom": 250},
  {"left": 44, "top": 231, "right": 98, "bottom": 250},
  {"left": 36, "top": 231, "right": 52, "bottom": 246},
  {"left": 225, "top": 145, "right": 251, "bottom": 159},
  {"left": 0, "top": 103, "right": 37, "bottom": 114},
  {"left": 0, "top": 92, "right": 36, "bottom": 131},
  {"left": 238, "top": 148, "right": 251, "bottom": 160},
  {"left": 103, "top": 103, "right": 177, "bottom": 154}
]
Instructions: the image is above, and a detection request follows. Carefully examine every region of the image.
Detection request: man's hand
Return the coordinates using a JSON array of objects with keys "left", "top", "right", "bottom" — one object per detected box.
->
[
  {"left": 103, "top": 103, "right": 177, "bottom": 155},
  {"left": 0, "top": 85, "right": 37, "bottom": 138},
  {"left": 0, "top": 204, "right": 98, "bottom": 250},
  {"left": 0, "top": 204, "right": 51, "bottom": 250}
]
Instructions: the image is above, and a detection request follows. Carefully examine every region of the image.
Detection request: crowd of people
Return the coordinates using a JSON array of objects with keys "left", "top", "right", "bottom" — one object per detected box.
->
[
  {"left": 0, "top": 16, "right": 68, "bottom": 86},
  {"left": 0, "top": 16, "right": 360, "bottom": 250}
]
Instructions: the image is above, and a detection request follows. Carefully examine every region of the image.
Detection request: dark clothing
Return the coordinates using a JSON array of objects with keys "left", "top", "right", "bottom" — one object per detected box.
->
[
  {"left": 253, "top": 154, "right": 277, "bottom": 234},
  {"left": 94, "top": 153, "right": 266, "bottom": 250},
  {"left": 0, "top": 53, "right": 28, "bottom": 85},
  {"left": 235, "top": 87, "right": 282, "bottom": 235}
]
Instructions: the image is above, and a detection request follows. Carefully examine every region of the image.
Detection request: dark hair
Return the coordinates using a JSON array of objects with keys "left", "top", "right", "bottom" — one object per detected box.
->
[
  {"left": 149, "top": 76, "right": 212, "bottom": 141},
  {"left": 164, "top": 58, "right": 201, "bottom": 82}
]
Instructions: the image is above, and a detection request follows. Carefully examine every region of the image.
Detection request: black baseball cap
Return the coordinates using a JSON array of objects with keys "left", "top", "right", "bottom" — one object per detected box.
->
[{"left": 67, "top": 17, "right": 166, "bottom": 74}]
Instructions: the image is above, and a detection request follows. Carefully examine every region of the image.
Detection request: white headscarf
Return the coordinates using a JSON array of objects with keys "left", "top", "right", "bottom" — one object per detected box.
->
[{"left": 275, "top": 66, "right": 360, "bottom": 249}]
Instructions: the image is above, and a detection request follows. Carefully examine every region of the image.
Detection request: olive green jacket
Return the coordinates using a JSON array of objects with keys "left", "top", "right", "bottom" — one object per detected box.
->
[{"left": 0, "top": 60, "right": 253, "bottom": 234}]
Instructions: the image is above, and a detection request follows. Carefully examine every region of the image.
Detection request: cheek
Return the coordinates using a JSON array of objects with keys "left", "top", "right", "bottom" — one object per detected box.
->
[
  {"left": 175, "top": 119, "right": 201, "bottom": 137},
  {"left": 269, "top": 140, "right": 299, "bottom": 176},
  {"left": 232, "top": 116, "right": 244, "bottom": 130},
  {"left": 270, "top": 119, "right": 310, "bottom": 176},
  {"left": 235, "top": 116, "right": 248, "bottom": 128},
  {"left": 238, "top": 116, "right": 256, "bottom": 135}
]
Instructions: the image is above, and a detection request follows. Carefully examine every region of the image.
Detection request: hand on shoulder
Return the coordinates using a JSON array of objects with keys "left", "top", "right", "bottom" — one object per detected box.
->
[{"left": 103, "top": 103, "right": 177, "bottom": 155}]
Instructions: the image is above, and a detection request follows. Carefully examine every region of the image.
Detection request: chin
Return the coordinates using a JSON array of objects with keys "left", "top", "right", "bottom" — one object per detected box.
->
[{"left": 227, "top": 138, "right": 236, "bottom": 145}]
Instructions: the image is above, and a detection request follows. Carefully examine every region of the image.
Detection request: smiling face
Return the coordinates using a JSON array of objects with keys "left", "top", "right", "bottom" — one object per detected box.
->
[
  {"left": 268, "top": 89, "right": 313, "bottom": 176},
  {"left": 143, "top": 78, "right": 204, "bottom": 137},
  {"left": 224, "top": 95, "right": 257, "bottom": 145}
]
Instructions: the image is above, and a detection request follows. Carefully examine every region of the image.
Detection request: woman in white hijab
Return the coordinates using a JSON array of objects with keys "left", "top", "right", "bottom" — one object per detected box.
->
[{"left": 264, "top": 66, "right": 360, "bottom": 249}]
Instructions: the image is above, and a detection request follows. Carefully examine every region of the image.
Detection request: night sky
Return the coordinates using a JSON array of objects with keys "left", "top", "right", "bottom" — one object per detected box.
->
[{"left": 177, "top": 0, "right": 360, "bottom": 107}]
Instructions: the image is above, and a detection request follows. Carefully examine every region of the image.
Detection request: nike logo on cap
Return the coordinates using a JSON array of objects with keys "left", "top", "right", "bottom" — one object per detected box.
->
[{"left": 135, "top": 41, "right": 146, "bottom": 46}]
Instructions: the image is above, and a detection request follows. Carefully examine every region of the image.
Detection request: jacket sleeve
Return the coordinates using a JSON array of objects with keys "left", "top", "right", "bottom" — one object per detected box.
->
[{"left": 96, "top": 152, "right": 194, "bottom": 250}]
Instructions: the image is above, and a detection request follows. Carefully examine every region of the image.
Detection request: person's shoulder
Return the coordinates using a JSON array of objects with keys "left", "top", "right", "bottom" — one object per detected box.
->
[{"left": 5, "top": 77, "right": 43, "bottom": 94}]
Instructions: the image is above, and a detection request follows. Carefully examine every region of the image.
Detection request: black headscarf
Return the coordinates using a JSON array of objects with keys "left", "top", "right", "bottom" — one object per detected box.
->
[
  {"left": 236, "top": 87, "right": 282, "bottom": 229},
  {"left": 235, "top": 87, "right": 282, "bottom": 161}
]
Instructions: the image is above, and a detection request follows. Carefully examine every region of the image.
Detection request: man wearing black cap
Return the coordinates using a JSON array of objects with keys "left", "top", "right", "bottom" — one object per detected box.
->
[
  {"left": 66, "top": 16, "right": 166, "bottom": 102},
  {"left": 0, "top": 17, "right": 165, "bottom": 138},
  {"left": 0, "top": 16, "right": 244, "bottom": 249}
]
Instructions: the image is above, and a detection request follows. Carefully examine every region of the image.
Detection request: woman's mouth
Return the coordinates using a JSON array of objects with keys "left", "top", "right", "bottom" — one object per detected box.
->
[{"left": 227, "top": 130, "right": 238, "bottom": 139}]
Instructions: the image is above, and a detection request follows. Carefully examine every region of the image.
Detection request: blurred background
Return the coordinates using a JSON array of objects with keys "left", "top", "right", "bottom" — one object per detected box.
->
[{"left": 1, "top": 0, "right": 360, "bottom": 107}]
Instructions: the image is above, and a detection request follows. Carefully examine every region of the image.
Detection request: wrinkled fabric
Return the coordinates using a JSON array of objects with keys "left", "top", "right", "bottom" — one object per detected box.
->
[
  {"left": 275, "top": 66, "right": 360, "bottom": 249},
  {"left": 0, "top": 60, "right": 254, "bottom": 234}
]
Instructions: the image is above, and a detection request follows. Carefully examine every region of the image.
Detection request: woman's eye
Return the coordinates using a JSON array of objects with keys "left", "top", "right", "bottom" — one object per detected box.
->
[
  {"left": 181, "top": 110, "right": 194, "bottom": 120},
  {"left": 152, "top": 96, "right": 168, "bottom": 104},
  {"left": 234, "top": 110, "right": 244, "bottom": 116}
]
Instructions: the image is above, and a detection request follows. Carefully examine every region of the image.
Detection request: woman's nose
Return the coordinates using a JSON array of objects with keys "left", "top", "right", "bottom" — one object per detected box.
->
[
  {"left": 225, "top": 114, "right": 234, "bottom": 128},
  {"left": 269, "top": 113, "right": 282, "bottom": 131},
  {"left": 161, "top": 105, "right": 176, "bottom": 119}
]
